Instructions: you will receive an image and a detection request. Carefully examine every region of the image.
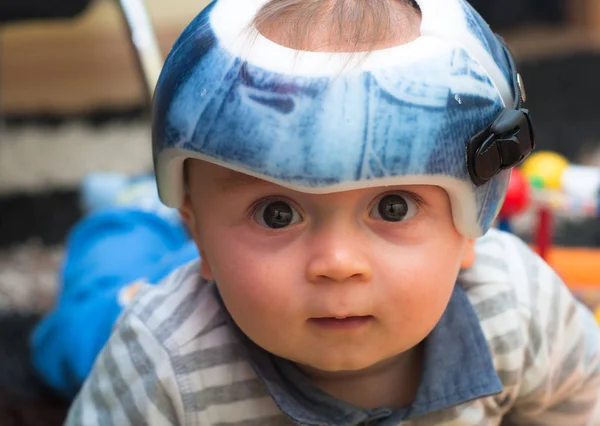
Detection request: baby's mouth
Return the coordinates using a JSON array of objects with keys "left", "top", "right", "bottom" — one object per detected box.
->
[{"left": 309, "top": 315, "right": 374, "bottom": 330}]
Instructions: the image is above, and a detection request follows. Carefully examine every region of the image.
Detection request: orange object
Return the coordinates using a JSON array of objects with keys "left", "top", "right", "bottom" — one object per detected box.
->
[{"left": 541, "top": 246, "right": 600, "bottom": 288}]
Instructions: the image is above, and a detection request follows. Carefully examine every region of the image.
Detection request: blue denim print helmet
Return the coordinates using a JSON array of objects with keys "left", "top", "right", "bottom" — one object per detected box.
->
[{"left": 152, "top": 0, "right": 535, "bottom": 238}]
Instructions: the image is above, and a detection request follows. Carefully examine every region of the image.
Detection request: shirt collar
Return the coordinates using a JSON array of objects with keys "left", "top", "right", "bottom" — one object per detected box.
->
[{"left": 224, "top": 284, "right": 503, "bottom": 425}]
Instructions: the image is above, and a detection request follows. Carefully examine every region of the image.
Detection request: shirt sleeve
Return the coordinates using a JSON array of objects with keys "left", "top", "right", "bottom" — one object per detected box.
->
[
  {"left": 64, "top": 310, "right": 185, "bottom": 426},
  {"left": 504, "top": 238, "right": 600, "bottom": 426}
]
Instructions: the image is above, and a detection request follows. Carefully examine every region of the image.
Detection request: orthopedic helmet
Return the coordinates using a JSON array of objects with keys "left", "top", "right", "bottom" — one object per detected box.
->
[{"left": 152, "top": 0, "right": 535, "bottom": 238}]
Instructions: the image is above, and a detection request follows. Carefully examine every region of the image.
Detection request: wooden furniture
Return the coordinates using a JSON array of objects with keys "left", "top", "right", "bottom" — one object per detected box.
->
[{"left": 1, "top": 0, "right": 173, "bottom": 115}]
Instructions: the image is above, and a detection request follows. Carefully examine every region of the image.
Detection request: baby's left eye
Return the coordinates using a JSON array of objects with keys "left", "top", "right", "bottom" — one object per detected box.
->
[{"left": 370, "top": 193, "right": 418, "bottom": 222}]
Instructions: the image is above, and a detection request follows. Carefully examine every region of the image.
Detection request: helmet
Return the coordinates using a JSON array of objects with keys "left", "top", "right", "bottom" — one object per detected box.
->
[{"left": 152, "top": 0, "right": 534, "bottom": 238}]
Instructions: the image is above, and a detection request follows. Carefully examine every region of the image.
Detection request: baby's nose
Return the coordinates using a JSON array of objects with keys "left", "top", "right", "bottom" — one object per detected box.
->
[{"left": 306, "top": 242, "right": 372, "bottom": 283}]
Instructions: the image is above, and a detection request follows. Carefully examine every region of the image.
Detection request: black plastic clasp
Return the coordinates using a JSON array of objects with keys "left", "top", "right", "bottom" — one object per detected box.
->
[{"left": 467, "top": 108, "right": 535, "bottom": 186}]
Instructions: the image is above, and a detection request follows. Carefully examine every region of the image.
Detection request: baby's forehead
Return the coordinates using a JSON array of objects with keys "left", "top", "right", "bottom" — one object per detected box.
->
[
  {"left": 214, "top": 170, "right": 273, "bottom": 191},
  {"left": 190, "top": 161, "right": 267, "bottom": 187}
]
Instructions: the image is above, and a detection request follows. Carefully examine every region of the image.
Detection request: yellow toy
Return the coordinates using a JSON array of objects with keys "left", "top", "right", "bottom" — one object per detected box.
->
[{"left": 521, "top": 151, "right": 570, "bottom": 190}]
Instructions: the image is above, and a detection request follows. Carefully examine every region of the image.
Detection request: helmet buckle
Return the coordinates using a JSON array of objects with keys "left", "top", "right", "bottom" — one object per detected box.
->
[{"left": 467, "top": 108, "right": 535, "bottom": 186}]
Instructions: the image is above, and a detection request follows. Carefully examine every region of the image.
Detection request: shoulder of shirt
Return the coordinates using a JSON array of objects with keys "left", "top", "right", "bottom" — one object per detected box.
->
[
  {"left": 460, "top": 228, "right": 552, "bottom": 312},
  {"left": 460, "top": 229, "right": 566, "bottom": 391},
  {"left": 116, "top": 259, "right": 239, "bottom": 352},
  {"left": 109, "top": 261, "right": 271, "bottom": 421}
]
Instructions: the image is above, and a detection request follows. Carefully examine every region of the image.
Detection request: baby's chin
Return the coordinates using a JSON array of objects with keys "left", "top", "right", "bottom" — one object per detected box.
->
[{"left": 292, "top": 351, "right": 401, "bottom": 378}]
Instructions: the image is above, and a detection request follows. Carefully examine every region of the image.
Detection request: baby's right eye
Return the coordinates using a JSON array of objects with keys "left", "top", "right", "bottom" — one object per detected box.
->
[{"left": 253, "top": 199, "right": 303, "bottom": 229}]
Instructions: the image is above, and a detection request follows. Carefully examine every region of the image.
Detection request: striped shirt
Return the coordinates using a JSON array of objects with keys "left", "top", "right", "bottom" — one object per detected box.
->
[{"left": 65, "top": 230, "right": 600, "bottom": 425}]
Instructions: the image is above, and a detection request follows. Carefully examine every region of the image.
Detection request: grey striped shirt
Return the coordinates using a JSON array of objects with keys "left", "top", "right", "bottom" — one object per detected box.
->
[{"left": 65, "top": 230, "right": 600, "bottom": 425}]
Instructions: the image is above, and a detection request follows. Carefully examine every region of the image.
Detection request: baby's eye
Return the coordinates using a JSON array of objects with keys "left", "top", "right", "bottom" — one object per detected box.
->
[
  {"left": 370, "top": 193, "right": 418, "bottom": 222},
  {"left": 253, "top": 200, "right": 303, "bottom": 229}
]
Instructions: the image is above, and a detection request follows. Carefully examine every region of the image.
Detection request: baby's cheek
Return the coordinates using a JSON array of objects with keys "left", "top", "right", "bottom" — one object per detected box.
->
[
  {"left": 215, "top": 254, "right": 301, "bottom": 335},
  {"left": 218, "top": 274, "right": 304, "bottom": 356},
  {"left": 380, "top": 255, "right": 456, "bottom": 333}
]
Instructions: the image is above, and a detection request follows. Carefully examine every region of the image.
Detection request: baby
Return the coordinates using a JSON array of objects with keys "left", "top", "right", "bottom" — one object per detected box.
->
[{"left": 65, "top": 0, "right": 600, "bottom": 424}]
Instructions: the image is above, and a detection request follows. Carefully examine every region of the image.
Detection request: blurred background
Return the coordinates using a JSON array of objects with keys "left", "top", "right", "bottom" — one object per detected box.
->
[{"left": 0, "top": 0, "right": 599, "bottom": 424}]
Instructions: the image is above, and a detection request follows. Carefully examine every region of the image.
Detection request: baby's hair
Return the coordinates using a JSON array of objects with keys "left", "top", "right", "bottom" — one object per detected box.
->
[{"left": 253, "top": 0, "right": 421, "bottom": 52}]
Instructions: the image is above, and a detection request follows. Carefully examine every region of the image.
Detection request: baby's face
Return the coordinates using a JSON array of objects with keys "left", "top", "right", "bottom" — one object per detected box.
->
[{"left": 182, "top": 160, "right": 474, "bottom": 374}]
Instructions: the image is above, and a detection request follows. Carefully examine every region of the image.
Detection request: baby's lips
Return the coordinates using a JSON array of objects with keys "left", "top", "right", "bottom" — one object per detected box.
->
[
  {"left": 311, "top": 313, "right": 373, "bottom": 320},
  {"left": 309, "top": 316, "right": 375, "bottom": 330}
]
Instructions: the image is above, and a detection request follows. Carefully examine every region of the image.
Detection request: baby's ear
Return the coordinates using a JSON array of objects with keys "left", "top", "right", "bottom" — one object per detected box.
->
[
  {"left": 199, "top": 256, "right": 214, "bottom": 281},
  {"left": 460, "top": 239, "right": 477, "bottom": 269},
  {"left": 179, "top": 194, "right": 197, "bottom": 236},
  {"left": 179, "top": 194, "right": 215, "bottom": 281},
  {"left": 179, "top": 194, "right": 204, "bottom": 253}
]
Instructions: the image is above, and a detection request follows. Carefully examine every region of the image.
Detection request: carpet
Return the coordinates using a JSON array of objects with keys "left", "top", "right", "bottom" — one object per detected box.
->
[{"left": 0, "top": 314, "right": 70, "bottom": 426}]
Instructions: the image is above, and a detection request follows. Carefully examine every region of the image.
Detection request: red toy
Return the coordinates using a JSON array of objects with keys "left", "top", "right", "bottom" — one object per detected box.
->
[
  {"left": 497, "top": 169, "right": 531, "bottom": 233},
  {"left": 499, "top": 169, "right": 531, "bottom": 219}
]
